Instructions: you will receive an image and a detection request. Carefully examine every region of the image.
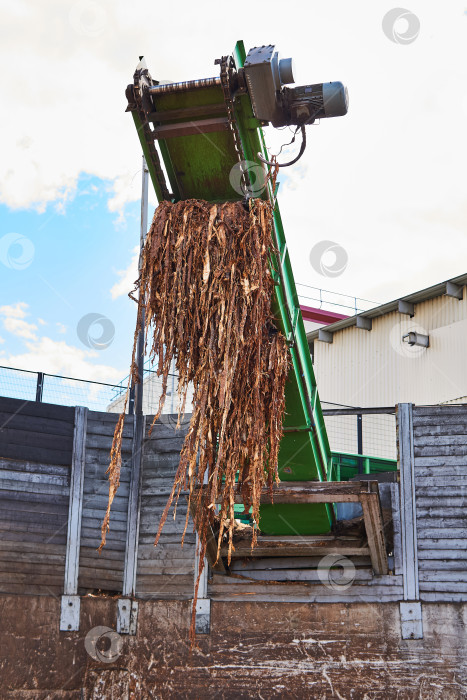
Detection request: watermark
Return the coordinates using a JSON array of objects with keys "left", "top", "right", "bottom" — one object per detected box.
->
[
  {"left": 0, "top": 233, "right": 35, "bottom": 270},
  {"left": 77, "top": 313, "right": 115, "bottom": 350},
  {"left": 309, "top": 240, "right": 348, "bottom": 278},
  {"left": 69, "top": 0, "right": 108, "bottom": 38},
  {"left": 382, "top": 8, "right": 420, "bottom": 45},
  {"left": 229, "top": 160, "right": 267, "bottom": 198},
  {"left": 162, "top": 411, "right": 192, "bottom": 431},
  {"left": 84, "top": 626, "right": 123, "bottom": 663},
  {"left": 318, "top": 554, "right": 356, "bottom": 591},
  {"left": 389, "top": 321, "right": 429, "bottom": 358}
]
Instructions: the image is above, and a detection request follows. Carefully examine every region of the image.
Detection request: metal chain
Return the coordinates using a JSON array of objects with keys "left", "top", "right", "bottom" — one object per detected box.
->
[{"left": 217, "top": 56, "right": 251, "bottom": 194}]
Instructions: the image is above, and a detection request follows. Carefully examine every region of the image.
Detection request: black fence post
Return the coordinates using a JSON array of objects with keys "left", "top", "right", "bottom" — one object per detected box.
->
[
  {"left": 357, "top": 413, "right": 363, "bottom": 474},
  {"left": 35, "top": 372, "right": 44, "bottom": 403},
  {"left": 128, "top": 383, "right": 135, "bottom": 415}
]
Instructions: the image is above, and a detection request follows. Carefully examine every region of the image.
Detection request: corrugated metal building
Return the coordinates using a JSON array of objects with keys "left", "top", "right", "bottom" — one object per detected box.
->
[{"left": 308, "top": 273, "right": 467, "bottom": 459}]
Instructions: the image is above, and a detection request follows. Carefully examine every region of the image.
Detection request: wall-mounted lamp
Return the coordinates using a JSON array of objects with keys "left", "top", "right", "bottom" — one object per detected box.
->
[{"left": 402, "top": 331, "right": 429, "bottom": 348}]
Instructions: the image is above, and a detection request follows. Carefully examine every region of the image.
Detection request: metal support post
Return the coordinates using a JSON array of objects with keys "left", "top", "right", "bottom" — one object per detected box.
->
[
  {"left": 398, "top": 403, "right": 423, "bottom": 639},
  {"left": 60, "top": 406, "right": 87, "bottom": 631},
  {"left": 118, "top": 155, "right": 149, "bottom": 635},
  {"left": 36, "top": 372, "right": 44, "bottom": 402}
]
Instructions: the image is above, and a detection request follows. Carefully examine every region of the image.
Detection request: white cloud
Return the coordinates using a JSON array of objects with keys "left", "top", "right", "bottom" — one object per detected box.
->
[
  {"left": 110, "top": 245, "right": 139, "bottom": 299},
  {"left": 0, "top": 335, "right": 122, "bottom": 385},
  {"left": 0, "top": 302, "right": 28, "bottom": 319},
  {"left": 2, "top": 317, "right": 37, "bottom": 340},
  {"left": 0, "top": 302, "right": 37, "bottom": 339},
  {"left": 0, "top": 302, "right": 123, "bottom": 383},
  {"left": 0, "top": 337, "right": 4, "bottom": 344},
  {"left": 0, "top": 300, "right": 123, "bottom": 383},
  {"left": 0, "top": 1, "right": 466, "bottom": 302},
  {"left": 38, "top": 318, "right": 47, "bottom": 326}
]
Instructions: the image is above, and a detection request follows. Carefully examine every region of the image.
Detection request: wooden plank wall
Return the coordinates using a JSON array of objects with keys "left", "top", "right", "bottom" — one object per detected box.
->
[
  {"left": 413, "top": 404, "right": 467, "bottom": 602},
  {"left": 0, "top": 397, "right": 74, "bottom": 595},
  {"left": 136, "top": 418, "right": 195, "bottom": 600},
  {"left": 1, "top": 396, "right": 467, "bottom": 605},
  {"left": 0, "top": 398, "right": 194, "bottom": 599},
  {"left": 77, "top": 410, "right": 133, "bottom": 594}
]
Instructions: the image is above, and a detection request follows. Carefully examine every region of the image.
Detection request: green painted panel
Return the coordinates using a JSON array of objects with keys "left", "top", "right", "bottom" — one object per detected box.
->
[{"left": 258, "top": 503, "right": 332, "bottom": 536}]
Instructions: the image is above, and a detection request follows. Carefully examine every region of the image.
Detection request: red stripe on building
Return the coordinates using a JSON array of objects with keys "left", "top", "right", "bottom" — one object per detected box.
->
[{"left": 299, "top": 305, "right": 348, "bottom": 325}]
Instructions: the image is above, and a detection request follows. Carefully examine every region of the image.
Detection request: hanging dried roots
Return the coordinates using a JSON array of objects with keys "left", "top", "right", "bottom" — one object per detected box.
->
[{"left": 100, "top": 197, "right": 289, "bottom": 642}]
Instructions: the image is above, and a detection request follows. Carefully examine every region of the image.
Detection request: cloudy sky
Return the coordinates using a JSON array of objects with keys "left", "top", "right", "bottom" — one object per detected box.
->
[{"left": 0, "top": 0, "right": 466, "bottom": 392}]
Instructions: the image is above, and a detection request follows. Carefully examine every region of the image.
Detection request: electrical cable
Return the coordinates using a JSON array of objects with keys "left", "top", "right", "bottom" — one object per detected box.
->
[{"left": 258, "top": 126, "right": 306, "bottom": 168}]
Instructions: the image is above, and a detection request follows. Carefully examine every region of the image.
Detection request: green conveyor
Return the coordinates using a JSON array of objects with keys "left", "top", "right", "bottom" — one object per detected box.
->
[{"left": 127, "top": 41, "right": 336, "bottom": 535}]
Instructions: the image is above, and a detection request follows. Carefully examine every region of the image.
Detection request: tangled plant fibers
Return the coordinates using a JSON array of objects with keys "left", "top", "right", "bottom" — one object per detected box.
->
[{"left": 100, "top": 197, "right": 289, "bottom": 639}]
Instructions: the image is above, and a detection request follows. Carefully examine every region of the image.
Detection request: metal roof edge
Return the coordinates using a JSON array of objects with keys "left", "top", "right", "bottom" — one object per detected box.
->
[{"left": 307, "top": 272, "right": 467, "bottom": 342}]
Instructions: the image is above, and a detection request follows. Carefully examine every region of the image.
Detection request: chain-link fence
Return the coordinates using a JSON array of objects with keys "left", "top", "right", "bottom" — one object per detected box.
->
[
  {"left": 0, "top": 365, "right": 127, "bottom": 412},
  {"left": 322, "top": 402, "right": 397, "bottom": 461},
  {"left": 0, "top": 366, "right": 397, "bottom": 461},
  {"left": 0, "top": 365, "right": 185, "bottom": 415}
]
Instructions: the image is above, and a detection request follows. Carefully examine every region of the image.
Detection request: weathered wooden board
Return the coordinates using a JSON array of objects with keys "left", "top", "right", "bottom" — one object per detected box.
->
[
  {"left": 416, "top": 506, "right": 467, "bottom": 518},
  {"left": 414, "top": 456, "right": 467, "bottom": 468},
  {"left": 0, "top": 583, "right": 64, "bottom": 596},
  {"left": 0, "top": 398, "right": 74, "bottom": 466},
  {"left": 0, "top": 446, "right": 69, "bottom": 596},
  {"left": 416, "top": 491, "right": 467, "bottom": 501},
  {"left": 413, "top": 435, "right": 467, "bottom": 447},
  {"left": 414, "top": 423, "right": 467, "bottom": 436},
  {"left": 208, "top": 573, "right": 404, "bottom": 602},
  {"left": 77, "top": 416, "right": 130, "bottom": 593},
  {"left": 415, "top": 445, "right": 467, "bottom": 458},
  {"left": 419, "top": 559, "right": 467, "bottom": 569},
  {"left": 0, "top": 529, "right": 67, "bottom": 545},
  {"left": 418, "top": 581, "right": 467, "bottom": 592},
  {"left": 390, "top": 483, "right": 402, "bottom": 575},
  {"left": 0, "top": 396, "right": 74, "bottom": 421},
  {"left": 0, "top": 427, "right": 72, "bottom": 452},
  {"left": 417, "top": 527, "right": 467, "bottom": 539},
  {"left": 0, "top": 494, "right": 68, "bottom": 514},
  {"left": 414, "top": 405, "right": 467, "bottom": 416},
  {"left": 412, "top": 404, "right": 467, "bottom": 602},
  {"left": 0, "top": 411, "right": 74, "bottom": 436},
  {"left": 86, "top": 418, "right": 133, "bottom": 439},
  {"left": 224, "top": 569, "right": 374, "bottom": 583},
  {"left": 0, "top": 442, "right": 72, "bottom": 466},
  {"left": 0, "top": 549, "right": 65, "bottom": 565},
  {"left": 416, "top": 518, "right": 467, "bottom": 530},
  {"left": 418, "top": 538, "right": 467, "bottom": 549},
  {"left": 414, "top": 469, "right": 467, "bottom": 482},
  {"left": 0, "top": 469, "right": 68, "bottom": 486},
  {"left": 84, "top": 433, "right": 133, "bottom": 452},
  {"left": 135, "top": 417, "right": 195, "bottom": 600},
  {"left": 0, "top": 459, "right": 70, "bottom": 477},
  {"left": 230, "top": 556, "right": 372, "bottom": 571}
]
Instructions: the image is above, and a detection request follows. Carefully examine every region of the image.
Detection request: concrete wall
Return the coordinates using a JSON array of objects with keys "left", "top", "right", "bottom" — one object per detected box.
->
[{"left": 2, "top": 595, "right": 466, "bottom": 698}]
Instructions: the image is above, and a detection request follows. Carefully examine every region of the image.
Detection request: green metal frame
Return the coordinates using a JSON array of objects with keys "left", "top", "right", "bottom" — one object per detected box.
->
[
  {"left": 330, "top": 451, "right": 397, "bottom": 482},
  {"left": 129, "top": 40, "right": 338, "bottom": 535}
]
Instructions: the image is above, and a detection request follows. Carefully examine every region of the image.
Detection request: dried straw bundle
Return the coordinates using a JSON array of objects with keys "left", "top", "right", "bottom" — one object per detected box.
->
[{"left": 100, "top": 197, "right": 289, "bottom": 636}]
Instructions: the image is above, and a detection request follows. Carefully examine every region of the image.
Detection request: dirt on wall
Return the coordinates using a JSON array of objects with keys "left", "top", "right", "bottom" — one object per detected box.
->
[{"left": 1, "top": 595, "right": 467, "bottom": 698}]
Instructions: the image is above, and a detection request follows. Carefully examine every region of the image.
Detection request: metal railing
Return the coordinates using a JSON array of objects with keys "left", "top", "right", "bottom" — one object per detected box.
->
[
  {"left": 0, "top": 366, "right": 398, "bottom": 462},
  {"left": 296, "top": 282, "right": 378, "bottom": 316},
  {"left": 322, "top": 402, "right": 397, "bottom": 464},
  {"left": 0, "top": 365, "right": 126, "bottom": 413},
  {"left": 0, "top": 364, "right": 182, "bottom": 415}
]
